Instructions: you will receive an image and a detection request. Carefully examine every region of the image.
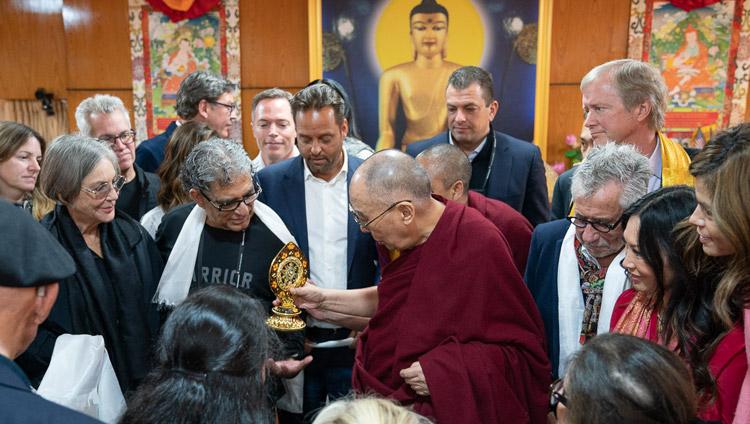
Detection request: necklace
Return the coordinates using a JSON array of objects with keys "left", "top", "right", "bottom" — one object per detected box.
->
[{"left": 234, "top": 228, "right": 246, "bottom": 288}]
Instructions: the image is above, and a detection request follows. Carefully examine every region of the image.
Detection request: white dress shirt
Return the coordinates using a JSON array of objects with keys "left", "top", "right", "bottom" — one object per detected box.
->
[
  {"left": 449, "top": 132, "right": 488, "bottom": 162},
  {"left": 648, "top": 137, "right": 663, "bottom": 192},
  {"left": 304, "top": 151, "right": 349, "bottom": 329},
  {"left": 251, "top": 145, "right": 300, "bottom": 173}
]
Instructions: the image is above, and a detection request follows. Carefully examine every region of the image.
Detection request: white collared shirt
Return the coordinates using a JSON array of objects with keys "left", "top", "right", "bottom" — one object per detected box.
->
[
  {"left": 449, "top": 132, "right": 487, "bottom": 162},
  {"left": 648, "top": 137, "right": 663, "bottom": 192},
  {"left": 251, "top": 145, "right": 300, "bottom": 173},
  {"left": 304, "top": 151, "right": 349, "bottom": 329}
]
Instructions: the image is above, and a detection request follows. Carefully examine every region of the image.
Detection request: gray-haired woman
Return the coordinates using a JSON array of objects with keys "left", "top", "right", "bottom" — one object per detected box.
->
[{"left": 16, "top": 134, "right": 163, "bottom": 395}]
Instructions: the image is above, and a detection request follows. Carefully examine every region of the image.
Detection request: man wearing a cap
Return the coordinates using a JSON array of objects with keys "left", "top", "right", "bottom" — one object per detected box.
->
[{"left": 0, "top": 199, "right": 98, "bottom": 423}]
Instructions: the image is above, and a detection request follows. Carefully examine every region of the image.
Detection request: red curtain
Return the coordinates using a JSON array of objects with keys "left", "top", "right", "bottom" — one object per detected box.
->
[
  {"left": 670, "top": 0, "right": 723, "bottom": 12},
  {"left": 145, "top": 0, "right": 222, "bottom": 22}
]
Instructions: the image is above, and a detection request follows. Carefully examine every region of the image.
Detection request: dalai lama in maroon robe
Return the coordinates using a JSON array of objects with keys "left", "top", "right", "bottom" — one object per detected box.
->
[{"left": 290, "top": 150, "right": 550, "bottom": 423}]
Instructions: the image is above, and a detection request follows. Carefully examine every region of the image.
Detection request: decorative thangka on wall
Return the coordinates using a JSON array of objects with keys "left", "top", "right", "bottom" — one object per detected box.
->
[
  {"left": 628, "top": 0, "right": 750, "bottom": 146},
  {"left": 321, "top": 0, "right": 539, "bottom": 151},
  {"left": 128, "top": 0, "right": 242, "bottom": 141}
]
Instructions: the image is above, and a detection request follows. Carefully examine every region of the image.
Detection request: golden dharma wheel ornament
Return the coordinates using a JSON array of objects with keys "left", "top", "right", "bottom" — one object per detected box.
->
[{"left": 266, "top": 242, "right": 308, "bottom": 332}]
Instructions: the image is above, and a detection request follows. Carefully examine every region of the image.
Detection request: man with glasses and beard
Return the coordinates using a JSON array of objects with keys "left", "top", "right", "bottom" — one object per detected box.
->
[
  {"left": 76, "top": 94, "right": 160, "bottom": 221},
  {"left": 524, "top": 142, "right": 651, "bottom": 382},
  {"left": 256, "top": 83, "right": 378, "bottom": 420}
]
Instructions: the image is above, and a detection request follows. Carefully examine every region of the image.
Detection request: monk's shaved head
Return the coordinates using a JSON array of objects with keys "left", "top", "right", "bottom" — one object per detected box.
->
[
  {"left": 354, "top": 149, "right": 432, "bottom": 206},
  {"left": 416, "top": 144, "right": 471, "bottom": 196}
]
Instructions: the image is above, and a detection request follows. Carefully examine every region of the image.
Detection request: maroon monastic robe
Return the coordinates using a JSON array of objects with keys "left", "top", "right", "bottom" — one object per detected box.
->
[
  {"left": 467, "top": 190, "right": 533, "bottom": 274},
  {"left": 353, "top": 198, "right": 550, "bottom": 424}
]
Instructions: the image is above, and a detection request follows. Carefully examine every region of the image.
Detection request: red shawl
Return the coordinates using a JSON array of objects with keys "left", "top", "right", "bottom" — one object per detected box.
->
[
  {"left": 467, "top": 191, "right": 533, "bottom": 274},
  {"left": 353, "top": 199, "right": 550, "bottom": 423}
]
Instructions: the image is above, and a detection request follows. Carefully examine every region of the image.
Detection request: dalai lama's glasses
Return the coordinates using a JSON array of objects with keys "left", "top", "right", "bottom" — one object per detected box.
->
[
  {"left": 349, "top": 200, "right": 411, "bottom": 229},
  {"left": 549, "top": 378, "right": 568, "bottom": 418},
  {"left": 199, "top": 179, "right": 262, "bottom": 212}
]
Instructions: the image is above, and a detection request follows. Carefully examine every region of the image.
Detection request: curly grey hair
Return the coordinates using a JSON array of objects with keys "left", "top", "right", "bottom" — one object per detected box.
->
[
  {"left": 74, "top": 94, "right": 131, "bottom": 137},
  {"left": 176, "top": 71, "right": 236, "bottom": 120},
  {"left": 181, "top": 138, "right": 253, "bottom": 194},
  {"left": 571, "top": 142, "right": 651, "bottom": 210},
  {"left": 580, "top": 59, "right": 668, "bottom": 131},
  {"left": 40, "top": 134, "right": 120, "bottom": 203}
]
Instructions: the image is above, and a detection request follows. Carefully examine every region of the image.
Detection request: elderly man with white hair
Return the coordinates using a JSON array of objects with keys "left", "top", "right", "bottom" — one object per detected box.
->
[
  {"left": 525, "top": 142, "right": 652, "bottom": 381},
  {"left": 154, "top": 138, "right": 309, "bottom": 415}
]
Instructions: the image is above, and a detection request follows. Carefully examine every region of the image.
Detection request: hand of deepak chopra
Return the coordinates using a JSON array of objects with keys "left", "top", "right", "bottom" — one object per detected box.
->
[
  {"left": 400, "top": 361, "right": 430, "bottom": 397},
  {"left": 267, "top": 356, "right": 313, "bottom": 379}
]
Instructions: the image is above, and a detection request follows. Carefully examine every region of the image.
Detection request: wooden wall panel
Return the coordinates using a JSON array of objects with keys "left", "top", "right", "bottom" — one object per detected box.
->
[
  {"left": 240, "top": 0, "right": 310, "bottom": 88},
  {"left": 0, "top": 0, "right": 68, "bottom": 100},
  {"left": 241, "top": 88, "right": 263, "bottom": 157},
  {"left": 66, "top": 89, "right": 135, "bottom": 133},
  {"left": 62, "top": 0, "right": 132, "bottom": 90},
  {"left": 547, "top": 85, "right": 586, "bottom": 167},
  {"left": 550, "top": 0, "right": 631, "bottom": 84},
  {"left": 546, "top": 0, "right": 630, "bottom": 165}
]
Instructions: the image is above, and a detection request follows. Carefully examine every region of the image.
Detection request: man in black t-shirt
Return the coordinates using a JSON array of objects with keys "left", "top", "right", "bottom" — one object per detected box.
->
[
  {"left": 75, "top": 95, "right": 160, "bottom": 221},
  {"left": 154, "top": 138, "right": 309, "bottom": 415}
]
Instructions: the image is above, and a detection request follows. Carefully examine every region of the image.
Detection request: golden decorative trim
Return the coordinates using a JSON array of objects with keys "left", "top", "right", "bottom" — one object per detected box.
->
[{"left": 534, "top": 0, "right": 553, "bottom": 161}]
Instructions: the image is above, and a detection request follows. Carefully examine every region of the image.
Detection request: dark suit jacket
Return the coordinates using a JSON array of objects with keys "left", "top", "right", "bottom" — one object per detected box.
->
[
  {"left": 550, "top": 167, "right": 576, "bottom": 221},
  {"left": 256, "top": 155, "right": 378, "bottom": 290},
  {"left": 523, "top": 219, "right": 570, "bottom": 380},
  {"left": 3, "top": 351, "right": 101, "bottom": 423},
  {"left": 406, "top": 130, "right": 550, "bottom": 227},
  {"left": 116, "top": 163, "right": 160, "bottom": 222},
  {"left": 135, "top": 121, "right": 178, "bottom": 173}
]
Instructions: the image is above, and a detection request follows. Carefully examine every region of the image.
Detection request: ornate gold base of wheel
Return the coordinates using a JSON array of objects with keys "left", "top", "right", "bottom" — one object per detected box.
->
[{"left": 266, "top": 307, "right": 306, "bottom": 332}]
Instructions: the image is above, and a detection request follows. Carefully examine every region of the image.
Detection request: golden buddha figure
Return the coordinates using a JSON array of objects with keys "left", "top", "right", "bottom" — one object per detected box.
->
[{"left": 376, "top": 0, "right": 461, "bottom": 151}]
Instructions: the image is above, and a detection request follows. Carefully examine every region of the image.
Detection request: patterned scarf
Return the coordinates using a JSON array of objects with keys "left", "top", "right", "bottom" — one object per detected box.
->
[{"left": 575, "top": 238, "right": 608, "bottom": 344}]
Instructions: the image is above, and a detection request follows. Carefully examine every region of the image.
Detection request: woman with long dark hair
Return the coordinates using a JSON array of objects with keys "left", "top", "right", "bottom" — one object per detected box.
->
[
  {"left": 662, "top": 123, "right": 750, "bottom": 423},
  {"left": 119, "top": 285, "right": 282, "bottom": 424},
  {"left": 610, "top": 185, "right": 696, "bottom": 341}
]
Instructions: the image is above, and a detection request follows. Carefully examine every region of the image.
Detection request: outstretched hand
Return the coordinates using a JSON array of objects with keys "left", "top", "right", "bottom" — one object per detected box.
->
[
  {"left": 400, "top": 361, "right": 430, "bottom": 397},
  {"left": 267, "top": 355, "right": 313, "bottom": 379}
]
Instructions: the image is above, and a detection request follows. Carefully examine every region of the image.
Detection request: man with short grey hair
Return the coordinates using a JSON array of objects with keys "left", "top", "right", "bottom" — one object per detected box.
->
[
  {"left": 406, "top": 66, "right": 550, "bottom": 227},
  {"left": 524, "top": 142, "right": 651, "bottom": 381},
  {"left": 154, "top": 137, "right": 310, "bottom": 415},
  {"left": 135, "top": 70, "right": 237, "bottom": 172},
  {"left": 75, "top": 94, "right": 160, "bottom": 221},
  {"left": 580, "top": 59, "right": 694, "bottom": 191},
  {"left": 251, "top": 88, "right": 299, "bottom": 172}
]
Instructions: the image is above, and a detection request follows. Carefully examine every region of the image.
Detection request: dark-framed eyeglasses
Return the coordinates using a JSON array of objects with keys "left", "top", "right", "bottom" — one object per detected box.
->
[
  {"left": 565, "top": 214, "right": 624, "bottom": 233},
  {"left": 80, "top": 175, "right": 126, "bottom": 200},
  {"left": 199, "top": 179, "right": 262, "bottom": 212},
  {"left": 210, "top": 101, "right": 236, "bottom": 114},
  {"left": 348, "top": 200, "right": 411, "bottom": 230},
  {"left": 549, "top": 378, "right": 568, "bottom": 417},
  {"left": 94, "top": 130, "right": 136, "bottom": 148}
]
